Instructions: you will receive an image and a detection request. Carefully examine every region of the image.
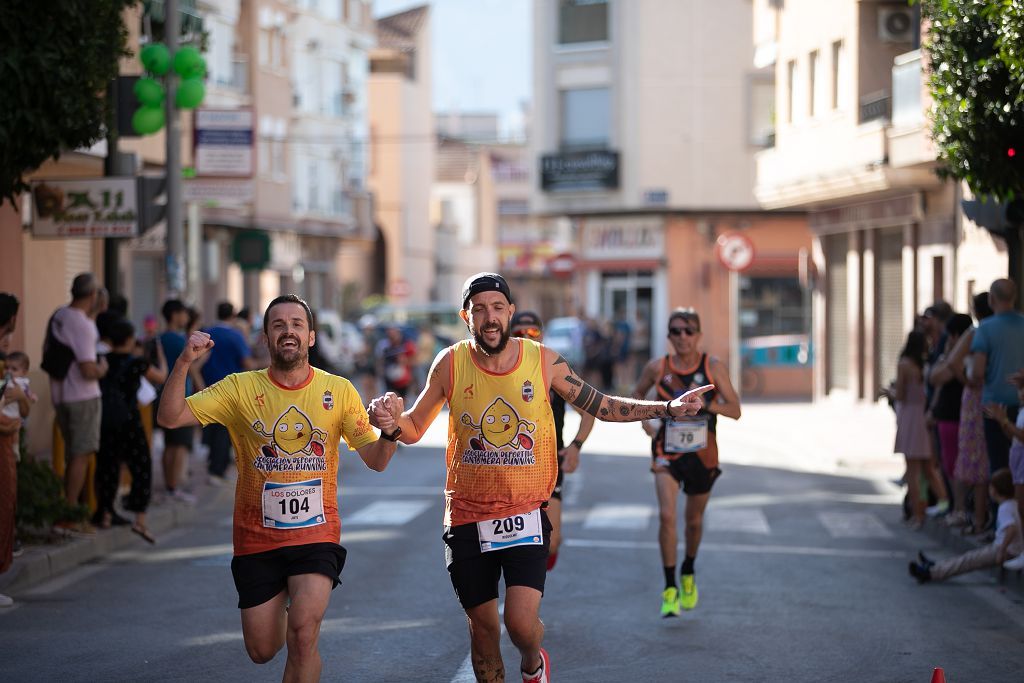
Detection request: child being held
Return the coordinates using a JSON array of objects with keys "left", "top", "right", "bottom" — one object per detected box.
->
[
  {"left": 1, "top": 351, "right": 36, "bottom": 460},
  {"left": 909, "top": 467, "right": 1022, "bottom": 582}
]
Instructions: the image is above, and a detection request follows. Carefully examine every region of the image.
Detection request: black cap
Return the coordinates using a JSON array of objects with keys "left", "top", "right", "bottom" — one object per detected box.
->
[
  {"left": 461, "top": 272, "right": 512, "bottom": 309},
  {"left": 511, "top": 311, "right": 542, "bottom": 330}
]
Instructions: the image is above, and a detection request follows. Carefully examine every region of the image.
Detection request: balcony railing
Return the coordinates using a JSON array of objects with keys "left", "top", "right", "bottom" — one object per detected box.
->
[
  {"left": 891, "top": 49, "right": 923, "bottom": 128},
  {"left": 859, "top": 90, "right": 890, "bottom": 124}
]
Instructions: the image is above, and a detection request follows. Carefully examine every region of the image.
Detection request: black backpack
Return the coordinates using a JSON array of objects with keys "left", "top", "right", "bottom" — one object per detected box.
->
[{"left": 40, "top": 312, "right": 77, "bottom": 380}]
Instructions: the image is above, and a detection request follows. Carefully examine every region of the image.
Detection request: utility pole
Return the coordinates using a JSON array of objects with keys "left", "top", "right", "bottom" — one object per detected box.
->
[{"left": 165, "top": 0, "right": 185, "bottom": 297}]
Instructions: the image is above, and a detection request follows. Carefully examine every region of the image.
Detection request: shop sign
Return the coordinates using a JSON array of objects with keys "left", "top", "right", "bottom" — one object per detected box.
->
[
  {"left": 540, "top": 150, "right": 619, "bottom": 192},
  {"left": 30, "top": 177, "right": 138, "bottom": 238},
  {"left": 581, "top": 217, "right": 664, "bottom": 260},
  {"left": 194, "top": 108, "right": 254, "bottom": 177}
]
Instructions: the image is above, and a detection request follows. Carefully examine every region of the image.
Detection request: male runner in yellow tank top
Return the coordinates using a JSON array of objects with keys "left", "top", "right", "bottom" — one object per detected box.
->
[
  {"left": 633, "top": 308, "right": 741, "bottom": 618},
  {"left": 368, "top": 273, "right": 713, "bottom": 683},
  {"left": 158, "top": 294, "right": 400, "bottom": 682}
]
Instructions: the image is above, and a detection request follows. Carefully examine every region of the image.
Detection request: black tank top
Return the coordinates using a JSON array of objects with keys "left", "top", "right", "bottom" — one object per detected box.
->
[{"left": 654, "top": 353, "right": 718, "bottom": 434}]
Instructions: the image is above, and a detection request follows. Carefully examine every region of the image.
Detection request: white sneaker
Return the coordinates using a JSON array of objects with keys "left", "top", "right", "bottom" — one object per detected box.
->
[
  {"left": 0, "top": 593, "right": 13, "bottom": 607},
  {"left": 1004, "top": 554, "right": 1024, "bottom": 571},
  {"left": 925, "top": 500, "right": 950, "bottom": 518},
  {"left": 171, "top": 489, "right": 197, "bottom": 504}
]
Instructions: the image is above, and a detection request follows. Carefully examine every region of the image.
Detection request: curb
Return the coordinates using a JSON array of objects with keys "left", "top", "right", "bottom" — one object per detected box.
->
[
  {"left": 920, "top": 515, "right": 1024, "bottom": 595},
  {"left": 1, "top": 483, "right": 232, "bottom": 596}
]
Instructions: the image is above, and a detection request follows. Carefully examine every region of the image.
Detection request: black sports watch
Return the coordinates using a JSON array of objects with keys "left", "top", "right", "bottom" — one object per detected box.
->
[{"left": 380, "top": 426, "right": 402, "bottom": 442}]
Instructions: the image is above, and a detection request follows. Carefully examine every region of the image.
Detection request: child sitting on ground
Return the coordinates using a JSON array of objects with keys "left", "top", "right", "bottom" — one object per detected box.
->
[
  {"left": 984, "top": 380, "right": 1024, "bottom": 570},
  {"left": 909, "top": 468, "right": 1022, "bottom": 582},
  {"left": 1, "top": 351, "right": 36, "bottom": 460}
]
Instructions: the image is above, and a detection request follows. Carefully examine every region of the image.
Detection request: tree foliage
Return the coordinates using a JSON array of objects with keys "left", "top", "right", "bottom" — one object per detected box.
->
[
  {"left": 0, "top": 0, "right": 134, "bottom": 205},
  {"left": 921, "top": 0, "right": 1024, "bottom": 200}
]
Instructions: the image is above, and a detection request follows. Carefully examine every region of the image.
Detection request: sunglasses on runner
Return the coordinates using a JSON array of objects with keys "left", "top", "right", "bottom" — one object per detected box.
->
[
  {"left": 669, "top": 326, "right": 699, "bottom": 337},
  {"left": 512, "top": 326, "right": 542, "bottom": 340}
]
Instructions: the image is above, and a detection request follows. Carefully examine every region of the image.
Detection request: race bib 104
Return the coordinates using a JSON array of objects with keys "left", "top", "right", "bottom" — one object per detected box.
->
[
  {"left": 476, "top": 509, "right": 543, "bottom": 553},
  {"left": 262, "top": 478, "right": 326, "bottom": 529}
]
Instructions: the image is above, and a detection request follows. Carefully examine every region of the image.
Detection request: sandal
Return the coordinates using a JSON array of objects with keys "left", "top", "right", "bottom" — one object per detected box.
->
[{"left": 131, "top": 526, "right": 156, "bottom": 544}]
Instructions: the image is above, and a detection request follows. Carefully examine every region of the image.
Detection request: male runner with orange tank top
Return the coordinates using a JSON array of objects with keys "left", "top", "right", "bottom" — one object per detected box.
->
[
  {"left": 368, "top": 273, "right": 713, "bottom": 683},
  {"left": 632, "top": 308, "right": 741, "bottom": 618},
  {"left": 158, "top": 294, "right": 400, "bottom": 682}
]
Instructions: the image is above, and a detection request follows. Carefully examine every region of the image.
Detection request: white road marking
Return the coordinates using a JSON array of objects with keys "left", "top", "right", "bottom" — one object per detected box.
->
[
  {"left": 341, "top": 486, "right": 441, "bottom": 496},
  {"left": 818, "top": 511, "right": 893, "bottom": 538},
  {"left": 344, "top": 500, "right": 432, "bottom": 526},
  {"left": 22, "top": 564, "right": 107, "bottom": 596},
  {"left": 566, "top": 537, "right": 906, "bottom": 559},
  {"left": 583, "top": 503, "right": 653, "bottom": 530},
  {"left": 181, "top": 617, "right": 438, "bottom": 647},
  {"left": 706, "top": 508, "right": 771, "bottom": 534}
]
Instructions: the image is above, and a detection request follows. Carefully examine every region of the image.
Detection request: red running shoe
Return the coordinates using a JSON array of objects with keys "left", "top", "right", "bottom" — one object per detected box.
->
[{"left": 521, "top": 647, "right": 551, "bottom": 682}]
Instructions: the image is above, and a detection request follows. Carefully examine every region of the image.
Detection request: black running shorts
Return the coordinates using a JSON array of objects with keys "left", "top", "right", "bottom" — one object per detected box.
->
[
  {"left": 162, "top": 425, "right": 194, "bottom": 449},
  {"left": 230, "top": 542, "right": 347, "bottom": 609},
  {"left": 442, "top": 510, "right": 552, "bottom": 610},
  {"left": 652, "top": 452, "right": 722, "bottom": 495},
  {"left": 550, "top": 455, "right": 565, "bottom": 501}
]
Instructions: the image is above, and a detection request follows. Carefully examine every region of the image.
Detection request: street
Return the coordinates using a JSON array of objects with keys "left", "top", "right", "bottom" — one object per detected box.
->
[{"left": 3, "top": 406, "right": 1024, "bottom": 682}]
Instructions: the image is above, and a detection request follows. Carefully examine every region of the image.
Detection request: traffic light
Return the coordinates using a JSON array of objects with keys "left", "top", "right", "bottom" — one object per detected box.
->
[{"left": 129, "top": 42, "right": 207, "bottom": 136}]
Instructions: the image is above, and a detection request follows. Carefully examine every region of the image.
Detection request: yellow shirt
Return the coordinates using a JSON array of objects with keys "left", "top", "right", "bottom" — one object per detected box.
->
[
  {"left": 444, "top": 339, "right": 557, "bottom": 526},
  {"left": 186, "top": 367, "right": 376, "bottom": 555}
]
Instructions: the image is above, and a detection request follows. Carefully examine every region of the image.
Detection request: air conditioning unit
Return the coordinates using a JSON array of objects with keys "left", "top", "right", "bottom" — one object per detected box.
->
[{"left": 878, "top": 6, "right": 915, "bottom": 43}]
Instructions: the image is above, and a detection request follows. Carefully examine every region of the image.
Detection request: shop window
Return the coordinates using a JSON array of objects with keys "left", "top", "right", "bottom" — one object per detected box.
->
[{"left": 738, "top": 276, "right": 808, "bottom": 338}]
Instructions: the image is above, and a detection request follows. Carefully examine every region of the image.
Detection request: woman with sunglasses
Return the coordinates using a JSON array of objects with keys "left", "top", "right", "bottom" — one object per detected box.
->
[
  {"left": 511, "top": 311, "right": 596, "bottom": 571},
  {"left": 631, "top": 308, "right": 742, "bottom": 618}
]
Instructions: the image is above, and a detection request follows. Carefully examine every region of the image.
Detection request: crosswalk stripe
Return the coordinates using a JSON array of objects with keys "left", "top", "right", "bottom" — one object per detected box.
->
[
  {"left": 583, "top": 503, "right": 653, "bottom": 530},
  {"left": 706, "top": 507, "right": 771, "bottom": 534},
  {"left": 565, "top": 537, "right": 905, "bottom": 559},
  {"left": 818, "top": 511, "right": 893, "bottom": 538},
  {"left": 344, "top": 500, "right": 432, "bottom": 525}
]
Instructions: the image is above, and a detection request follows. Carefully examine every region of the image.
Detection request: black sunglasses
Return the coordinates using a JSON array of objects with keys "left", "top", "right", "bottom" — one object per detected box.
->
[{"left": 669, "top": 326, "right": 699, "bottom": 337}]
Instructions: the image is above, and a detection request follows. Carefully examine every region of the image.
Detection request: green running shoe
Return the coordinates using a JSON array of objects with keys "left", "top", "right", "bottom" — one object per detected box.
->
[
  {"left": 660, "top": 586, "right": 681, "bottom": 618},
  {"left": 680, "top": 574, "right": 698, "bottom": 610}
]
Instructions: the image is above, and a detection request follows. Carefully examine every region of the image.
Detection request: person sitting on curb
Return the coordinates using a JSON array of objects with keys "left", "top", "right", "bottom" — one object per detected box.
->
[{"left": 909, "top": 467, "right": 1022, "bottom": 583}]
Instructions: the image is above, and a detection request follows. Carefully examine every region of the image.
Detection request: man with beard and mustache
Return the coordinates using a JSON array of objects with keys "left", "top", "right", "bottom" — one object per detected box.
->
[
  {"left": 158, "top": 294, "right": 401, "bottom": 682},
  {"left": 367, "top": 273, "right": 713, "bottom": 683}
]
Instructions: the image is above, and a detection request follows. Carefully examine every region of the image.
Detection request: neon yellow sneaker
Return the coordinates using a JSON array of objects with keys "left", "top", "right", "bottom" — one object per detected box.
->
[
  {"left": 680, "top": 574, "right": 698, "bottom": 610},
  {"left": 660, "top": 586, "right": 681, "bottom": 618}
]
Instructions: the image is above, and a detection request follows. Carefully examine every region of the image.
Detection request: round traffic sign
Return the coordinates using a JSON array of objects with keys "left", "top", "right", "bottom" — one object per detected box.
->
[{"left": 715, "top": 232, "right": 755, "bottom": 272}]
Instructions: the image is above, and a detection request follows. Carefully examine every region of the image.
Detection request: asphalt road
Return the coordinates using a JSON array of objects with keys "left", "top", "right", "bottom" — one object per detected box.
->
[{"left": 3, "top": 412, "right": 1024, "bottom": 682}]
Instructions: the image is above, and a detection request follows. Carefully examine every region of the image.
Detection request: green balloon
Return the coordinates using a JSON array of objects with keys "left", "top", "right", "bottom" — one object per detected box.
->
[
  {"left": 140, "top": 43, "right": 170, "bottom": 76},
  {"left": 173, "top": 46, "right": 203, "bottom": 78},
  {"left": 133, "top": 77, "right": 165, "bottom": 107},
  {"left": 132, "top": 106, "right": 165, "bottom": 135},
  {"left": 175, "top": 77, "right": 206, "bottom": 109}
]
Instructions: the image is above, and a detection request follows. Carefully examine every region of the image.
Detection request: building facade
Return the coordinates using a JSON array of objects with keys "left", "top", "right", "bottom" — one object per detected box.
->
[
  {"left": 752, "top": 0, "right": 1007, "bottom": 401},
  {"left": 530, "top": 0, "right": 812, "bottom": 397}
]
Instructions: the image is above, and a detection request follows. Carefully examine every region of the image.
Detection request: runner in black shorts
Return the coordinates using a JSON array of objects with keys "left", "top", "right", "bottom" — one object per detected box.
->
[
  {"left": 632, "top": 308, "right": 741, "bottom": 617},
  {"left": 511, "top": 311, "right": 594, "bottom": 571}
]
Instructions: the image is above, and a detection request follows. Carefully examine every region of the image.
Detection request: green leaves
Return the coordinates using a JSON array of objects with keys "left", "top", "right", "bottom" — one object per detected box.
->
[
  {"left": 0, "top": 0, "right": 133, "bottom": 205},
  {"left": 922, "top": 0, "right": 1024, "bottom": 200}
]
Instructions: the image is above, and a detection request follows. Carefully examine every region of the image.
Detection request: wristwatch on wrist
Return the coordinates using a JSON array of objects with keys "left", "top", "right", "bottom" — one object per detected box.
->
[
  {"left": 571, "top": 438, "right": 584, "bottom": 449},
  {"left": 664, "top": 400, "right": 674, "bottom": 419},
  {"left": 380, "top": 426, "right": 402, "bottom": 442}
]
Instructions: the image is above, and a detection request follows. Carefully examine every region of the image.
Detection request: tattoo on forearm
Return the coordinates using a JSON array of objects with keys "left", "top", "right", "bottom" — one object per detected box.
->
[{"left": 569, "top": 381, "right": 605, "bottom": 416}]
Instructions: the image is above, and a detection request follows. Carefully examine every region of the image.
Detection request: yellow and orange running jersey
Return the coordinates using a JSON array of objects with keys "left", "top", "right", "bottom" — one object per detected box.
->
[
  {"left": 186, "top": 367, "right": 376, "bottom": 555},
  {"left": 444, "top": 338, "right": 558, "bottom": 526}
]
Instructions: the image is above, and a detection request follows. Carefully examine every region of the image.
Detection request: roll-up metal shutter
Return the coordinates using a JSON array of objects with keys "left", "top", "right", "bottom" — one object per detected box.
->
[
  {"left": 826, "top": 234, "right": 849, "bottom": 391},
  {"left": 875, "top": 228, "right": 904, "bottom": 389},
  {"left": 131, "top": 255, "right": 161, "bottom": 325}
]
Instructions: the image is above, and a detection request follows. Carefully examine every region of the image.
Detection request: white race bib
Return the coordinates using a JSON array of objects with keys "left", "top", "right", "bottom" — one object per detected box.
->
[
  {"left": 663, "top": 417, "right": 708, "bottom": 454},
  {"left": 476, "top": 508, "right": 543, "bottom": 553},
  {"left": 262, "top": 478, "right": 326, "bottom": 529}
]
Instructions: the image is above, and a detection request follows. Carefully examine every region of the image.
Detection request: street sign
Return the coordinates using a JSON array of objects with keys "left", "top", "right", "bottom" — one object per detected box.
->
[
  {"left": 715, "top": 232, "right": 755, "bottom": 272},
  {"left": 183, "top": 178, "right": 254, "bottom": 204},
  {"left": 232, "top": 230, "right": 270, "bottom": 271},
  {"left": 548, "top": 252, "right": 578, "bottom": 277},
  {"left": 30, "top": 177, "right": 138, "bottom": 238},
  {"left": 194, "top": 108, "right": 254, "bottom": 177}
]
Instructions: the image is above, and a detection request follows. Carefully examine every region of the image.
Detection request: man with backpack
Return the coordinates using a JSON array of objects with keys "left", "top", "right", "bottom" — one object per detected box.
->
[{"left": 42, "top": 273, "right": 107, "bottom": 531}]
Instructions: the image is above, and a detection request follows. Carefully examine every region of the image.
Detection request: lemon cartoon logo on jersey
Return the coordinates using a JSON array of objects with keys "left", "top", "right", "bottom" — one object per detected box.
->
[
  {"left": 459, "top": 397, "right": 537, "bottom": 465},
  {"left": 251, "top": 406, "right": 328, "bottom": 472}
]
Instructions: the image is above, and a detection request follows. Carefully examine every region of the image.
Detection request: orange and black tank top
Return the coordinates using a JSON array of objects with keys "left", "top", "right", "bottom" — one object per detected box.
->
[
  {"left": 444, "top": 338, "right": 558, "bottom": 527},
  {"left": 652, "top": 353, "right": 720, "bottom": 468}
]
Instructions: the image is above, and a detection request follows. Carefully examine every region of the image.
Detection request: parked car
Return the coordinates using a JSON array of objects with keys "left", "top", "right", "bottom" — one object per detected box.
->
[
  {"left": 543, "top": 316, "right": 586, "bottom": 369},
  {"left": 315, "top": 309, "right": 366, "bottom": 376}
]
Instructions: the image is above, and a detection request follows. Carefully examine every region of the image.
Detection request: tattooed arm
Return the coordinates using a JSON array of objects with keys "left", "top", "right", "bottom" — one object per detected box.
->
[{"left": 544, "top": 346, "right": 712, "bottom": 422}]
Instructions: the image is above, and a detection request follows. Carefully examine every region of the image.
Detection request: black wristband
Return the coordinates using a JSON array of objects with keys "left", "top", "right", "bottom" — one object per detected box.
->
[
  {"left": 664, "top": 400, "right": 674, "bottom": 419},
  {"left": 571, "top": 439, "right": 584, "bottom": 449}
]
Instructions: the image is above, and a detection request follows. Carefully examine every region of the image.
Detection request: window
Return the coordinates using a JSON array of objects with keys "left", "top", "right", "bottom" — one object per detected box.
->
[
  {"left": 560, "top": 87, "right": 610, "bottom": 150},
  {"left": 749, "top": 75, "right": 775, "bottom": 146},
  {"left": 808, "top": 50, "right": 820, "bottom": 117},
  {"left": 739, "top": 276, "right": 809, "bottom": 338},
  {"left": 831, "top": 40, "right": 846, "bottom": 110},
  {"left": 558, "top": 0, "right": 608, "bottom": 44},
  {"left": 308, "top": 161, "right": 320, "bottom": 211},
  {"left": 785, "top": 60, "right": 796, "bottom": 123},
  {"left": 271, "top": 140, "right": 285, "bottom": 177}
]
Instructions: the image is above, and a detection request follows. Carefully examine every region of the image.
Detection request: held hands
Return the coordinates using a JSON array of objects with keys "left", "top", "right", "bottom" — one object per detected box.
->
[
  {"left": 368, "top": 392, "right": 405, "bottom": 433},
  {"left": 181, "top": 331, "right": 215, "bottom": 363},
  {"left": 667, "top": 384, "right": 715, "bottom": 418}
]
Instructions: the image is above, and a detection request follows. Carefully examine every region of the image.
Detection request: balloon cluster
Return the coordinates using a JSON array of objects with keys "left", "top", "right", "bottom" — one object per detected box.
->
[{"left": 132, "top": 43, "right": 207, "bottom": 135}]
